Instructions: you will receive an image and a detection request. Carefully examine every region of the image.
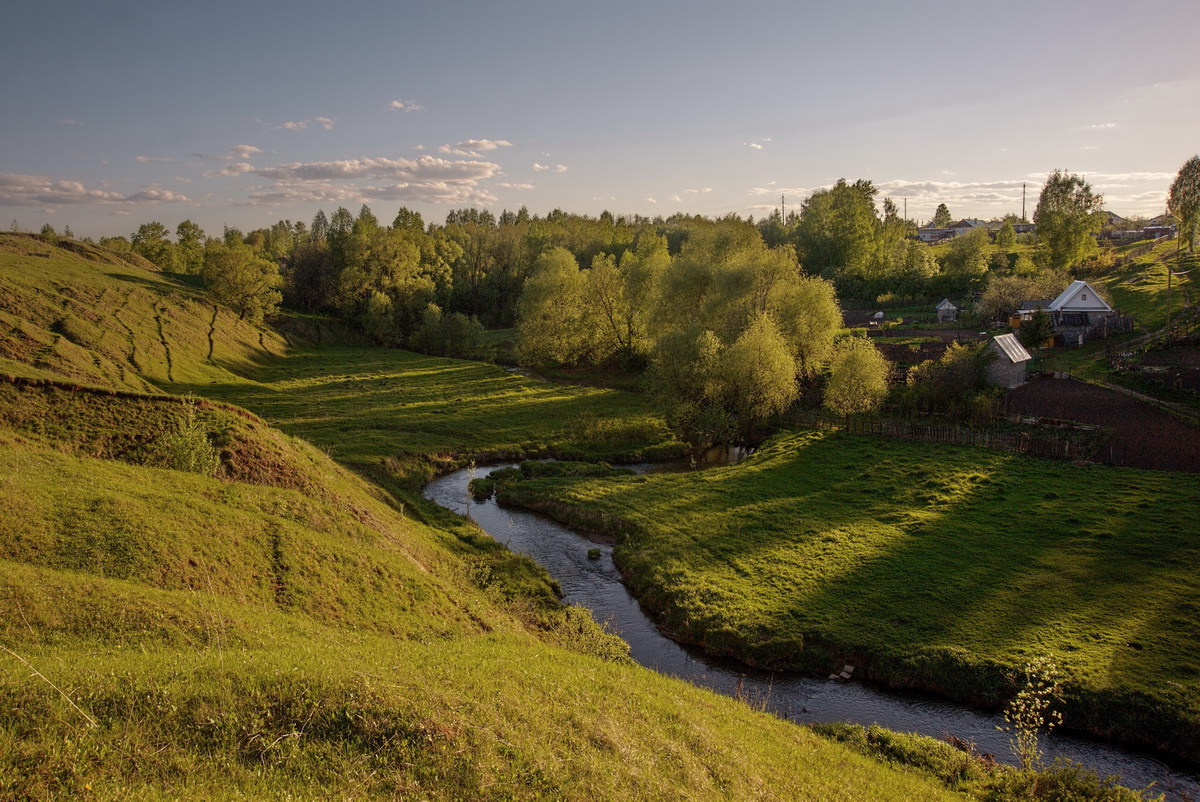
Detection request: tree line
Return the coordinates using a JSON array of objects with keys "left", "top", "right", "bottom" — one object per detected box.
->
[{"left": 48, "top": 158, "right": 1197, "bottom": 446}]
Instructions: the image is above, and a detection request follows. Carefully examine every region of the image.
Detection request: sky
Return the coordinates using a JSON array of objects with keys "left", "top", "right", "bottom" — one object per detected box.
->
[{"left": 2, "top": 0, "right": 1198, "bottom": 240}]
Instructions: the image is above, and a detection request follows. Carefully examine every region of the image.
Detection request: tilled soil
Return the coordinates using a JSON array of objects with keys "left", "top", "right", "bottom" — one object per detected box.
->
[{"left": 1004, "top": 377, "right": 1200, "bottom": 472}]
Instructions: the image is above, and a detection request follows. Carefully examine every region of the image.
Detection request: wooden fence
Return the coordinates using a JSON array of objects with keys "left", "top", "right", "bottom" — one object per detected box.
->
[{"left": 790, "top": 410, "right": 1106, "bottom": 462}]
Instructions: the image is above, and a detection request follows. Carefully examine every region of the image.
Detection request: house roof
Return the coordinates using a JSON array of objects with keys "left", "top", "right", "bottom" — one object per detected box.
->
[
  {"left": 1019, "top": 299, "right": 1053, "bottom": 311},
  {"left": 1047, "top": 280, "right": 1113, "bottom": 314},
  {"left": 990, "top": 333, "right": 1032, "bottom": 364},
  {"left": 937, "top": 298, "right": 957, "bottom": 310}
]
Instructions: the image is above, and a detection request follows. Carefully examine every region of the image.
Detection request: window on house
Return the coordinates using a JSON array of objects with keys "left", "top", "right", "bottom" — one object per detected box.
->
[{"left": 1082, "top": 293, "right": 1088, "bottom": 300}]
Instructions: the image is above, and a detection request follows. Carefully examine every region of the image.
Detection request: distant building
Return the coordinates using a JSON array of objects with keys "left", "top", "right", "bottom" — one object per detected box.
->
[
  {"left": 986, "top": 333, "right": 1032, "bottom": 388},
  {"left": 936, "top": 298, "right": 958, "bottom": 322}
]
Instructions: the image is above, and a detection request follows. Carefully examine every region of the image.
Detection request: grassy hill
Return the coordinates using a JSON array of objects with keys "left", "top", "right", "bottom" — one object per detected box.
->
[{"left": 0, "top": 238, "right": 986, "bottom": 799}]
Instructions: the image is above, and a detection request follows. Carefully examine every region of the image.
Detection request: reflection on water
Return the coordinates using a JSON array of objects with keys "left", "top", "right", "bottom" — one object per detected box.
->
[{"left": 425, "top": 464, "right": 1199, "bottom": 799}]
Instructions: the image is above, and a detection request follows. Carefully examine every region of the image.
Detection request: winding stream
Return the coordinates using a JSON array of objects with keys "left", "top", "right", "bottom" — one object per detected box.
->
[{"left": 424, "top": 464, "right": 1199, "bottom": 799}]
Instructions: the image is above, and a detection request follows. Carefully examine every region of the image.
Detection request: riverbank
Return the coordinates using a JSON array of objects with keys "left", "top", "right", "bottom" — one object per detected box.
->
[{"left": 493, "top": 433, "right": 1200, "bottom": 766}]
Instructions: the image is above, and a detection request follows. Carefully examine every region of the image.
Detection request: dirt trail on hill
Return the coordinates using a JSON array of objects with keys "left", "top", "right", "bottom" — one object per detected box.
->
[{"left": 1004, "top": 377, "right": 1200, "bottom": 472}]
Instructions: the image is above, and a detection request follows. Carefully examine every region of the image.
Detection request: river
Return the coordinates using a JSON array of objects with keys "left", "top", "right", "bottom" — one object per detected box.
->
[{"left": 424, "top": 463, "right": 1199, "bottom": 799}]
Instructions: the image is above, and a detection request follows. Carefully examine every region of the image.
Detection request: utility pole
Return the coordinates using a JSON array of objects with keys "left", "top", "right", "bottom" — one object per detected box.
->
[
  {"left": 780, "top": 194, "right": 786, "bottom": 222},
  {"left": 1022, "top": 183, "right": 1026, "bottom": 222}
]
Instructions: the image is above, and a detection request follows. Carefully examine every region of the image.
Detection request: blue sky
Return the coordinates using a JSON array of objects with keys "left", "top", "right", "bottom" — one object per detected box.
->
[{"left": 3, "top": 0, "right": 1198, "bottom": 239}]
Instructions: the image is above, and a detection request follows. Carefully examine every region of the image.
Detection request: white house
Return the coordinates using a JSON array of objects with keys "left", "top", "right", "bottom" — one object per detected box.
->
[
  {"left": 986, "top": 333, "right": 1032, "bottom": 388},
  {"left": 1046, "top": 280, "right": 1113, "bottom": 328},
  {"left": 936, "top": 298, "right": 958, "bottom": 322}
]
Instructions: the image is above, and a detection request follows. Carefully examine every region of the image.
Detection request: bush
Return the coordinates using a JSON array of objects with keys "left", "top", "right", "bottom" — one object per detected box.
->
[{"left": 133, "top": 401, "right": 221, "bottom": 476}]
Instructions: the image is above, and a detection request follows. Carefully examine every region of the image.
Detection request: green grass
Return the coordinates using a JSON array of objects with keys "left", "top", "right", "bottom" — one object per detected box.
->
[
  {"left": 499, "top": 429, "right": 1200, "bottom": 760},
  {"left": 172, "top": 346, "right": 684, "bottom": 489}
]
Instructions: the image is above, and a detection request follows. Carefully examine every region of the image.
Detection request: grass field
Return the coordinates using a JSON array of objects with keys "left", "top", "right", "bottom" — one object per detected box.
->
[
  {"left": 499, "top": 428, "right": 1200, "bottom": 760},
  {"left": 174, "top": 346, "right": 684, "bottom": 490}
]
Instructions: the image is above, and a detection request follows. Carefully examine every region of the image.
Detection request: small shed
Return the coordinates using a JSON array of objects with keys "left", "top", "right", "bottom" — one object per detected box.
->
[
  {"left": 936, "top": 298, "right": 958, "bottom": 323},
  {"left": 986, "top": 333, "right": 1032, "bottom": 389}
]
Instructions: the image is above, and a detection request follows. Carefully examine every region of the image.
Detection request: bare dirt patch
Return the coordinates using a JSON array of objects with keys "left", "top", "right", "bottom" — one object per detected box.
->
[{"left": 1003, "top": 377, "right": 1200, "bottom": 472}]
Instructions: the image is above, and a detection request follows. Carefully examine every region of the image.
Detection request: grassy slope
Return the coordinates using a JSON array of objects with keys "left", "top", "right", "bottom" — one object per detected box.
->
[
  {"left": 500, "top": 430, "right": 1200, "bottom": 759},
  {"left": 0, "top": 239, "right": 962, "bottom": 800},
  {"left": 0, "top": 232, "right": 285, "bottom": 391}
]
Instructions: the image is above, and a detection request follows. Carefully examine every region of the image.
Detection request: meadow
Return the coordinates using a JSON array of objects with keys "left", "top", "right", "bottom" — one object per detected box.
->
[{"left": 499, "top": 429, "right": 1200, "bottom": 761}]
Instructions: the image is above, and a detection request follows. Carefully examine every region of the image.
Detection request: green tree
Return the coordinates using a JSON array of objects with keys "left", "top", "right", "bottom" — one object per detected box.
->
[
  {"left": 899, "top": 341, "right": 994, "bottom": 420},
  {"left": 202, "top": 240, "right": 283, "bottom": 323},
  {"left": 823, "top": 336, "right": 890, "bottom": 417},
  {"left": 1019, "top": 307, "right": 1054, "bottom": 351},
  {"left": 933, "top": 227, "right": 991, "bottom": 295},
  {"left": 175, "top": 220, "right": 206, "bottom": 274},
  {"left": 716, "top": 312, "right": 798, "bottom": 434},
  {"left": 515, "top": 247, "right": 589, "bottom": 366},
  {"left": 1033, "top": 170, "right": 1104, "bottom": 271},
  {"left": 768, "top": 274, "right": 842, "bottom": 381},
  {"left": 795, "top": 179, "right": 882, "bottom": 293},
  {"left": 131, "top": 221, "right": 180, "bottom": 270},
  {"left": 995, "top": 219, "right": 1017, "bottom": 249},
  {"left": 1168, "top": 155, "right": 1200, "bottom": 254},
  {"left": 932, "top": 203, "right": 952, "bottom": 228}
]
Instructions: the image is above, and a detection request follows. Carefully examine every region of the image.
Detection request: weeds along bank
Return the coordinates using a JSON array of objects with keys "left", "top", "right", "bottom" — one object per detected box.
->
[{"left": 497, "top": 430, "right": 1200, "bottom": 763}]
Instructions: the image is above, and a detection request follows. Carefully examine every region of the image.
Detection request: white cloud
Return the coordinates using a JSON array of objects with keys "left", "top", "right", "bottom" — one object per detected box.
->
[
  {"left": 532, "top": 163, "right": 549, "bottom": 172},
  {"left": 230, "top": 145, "right": 264, "bottom": 159},
  {"left": 277, "top": 117, "right": 337, "bottom": 131},
  {"left": 136, "top": 156, "right": 172, "bottom": 163},
  {"left": 210, "top": 162, "right": 258, "bottom": 177},
  {"left": 60, "top": 119, "right": 83, "bottom": 126},
  {"left": 239, "top": 154, "right": 504, "bottom": 208},
  {"left": 255, "top": 155, "right": 500, "bottom": 184},
  {"left": 0, "top": 173, "right": 190, "bottom": 207},
  {"left": 390, "top": 100, "right": 423, "bottom": 112},
  {"left": 1089, "top": 123, "right": 1117, "bottom": 129},
  {"left": 553, "top": 164, "right": 568, "bottom": 173},
  {"left": 497, "top": 182, "right": 534, "bottom": 190},
  {"left": 747, "top": 143, "right": 763, "bottom": 150},
  {"left": 646, "top": 197, "right": 657, "bottom": 204},
  {"left": 243, "top": 181, "right": 497, "bottom": 207},
  {"left": 683, "top": 187, "right": 712, "bottom": 194},
  {"left": 440, "top": 139, "right": 513, "bottom": 157}
]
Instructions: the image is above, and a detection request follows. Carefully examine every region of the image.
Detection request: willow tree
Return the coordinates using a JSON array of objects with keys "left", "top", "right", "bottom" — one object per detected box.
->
[
  {"left": 823, "top": 336, "right": 890, "bottom": 417},
  {"left": 716, "top": 312, "right": 798, "bottom": 434},
  {"left": 1169, "top": 155, "right": 1200, "bottom": 254}
]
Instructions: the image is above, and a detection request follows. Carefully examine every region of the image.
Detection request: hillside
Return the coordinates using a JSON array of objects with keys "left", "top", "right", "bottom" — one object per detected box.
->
[
  {"left": 0, "top": 238, "right": 974, "bottom": 799},
  {"left": 0, "top": 232, "right": 287, "bottom": 391}
]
